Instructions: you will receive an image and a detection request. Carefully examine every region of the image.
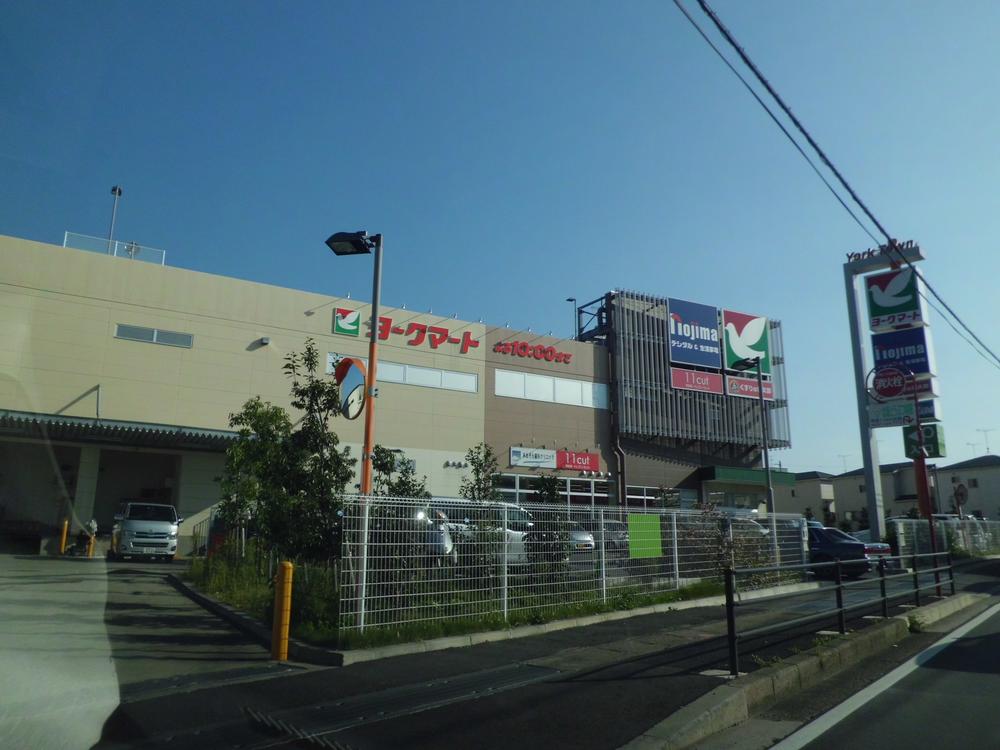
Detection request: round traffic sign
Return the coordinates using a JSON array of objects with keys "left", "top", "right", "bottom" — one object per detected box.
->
[{"left": 872, "top": 366, "right": 907, "bottom": 400}]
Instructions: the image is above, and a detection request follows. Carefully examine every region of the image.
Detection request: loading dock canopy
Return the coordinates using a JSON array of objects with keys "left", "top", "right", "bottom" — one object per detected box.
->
[{"left": 0, "top": 410, "right": 237, "bottom": 451}]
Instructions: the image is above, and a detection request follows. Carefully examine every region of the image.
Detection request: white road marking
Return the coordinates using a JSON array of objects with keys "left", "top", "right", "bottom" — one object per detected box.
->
[{"left": 771, "top": 601, "right": 1000, "bottom": 750}]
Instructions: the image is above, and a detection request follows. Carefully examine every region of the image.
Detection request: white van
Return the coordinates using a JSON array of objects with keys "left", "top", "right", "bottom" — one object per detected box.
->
[{"left": 110, "top": 502, "right": 184, "bottom": 562}]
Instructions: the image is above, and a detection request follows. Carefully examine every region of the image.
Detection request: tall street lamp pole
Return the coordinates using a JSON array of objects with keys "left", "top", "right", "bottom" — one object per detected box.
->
[
  {"left": 326, "top": 231, "right": 384, "bottom": 495},
  {"left": 566, "top": 297, "right": 577, "bottom": 340},
  {"left": 734, "top": 356, "right": 774, "bottom": 515}
]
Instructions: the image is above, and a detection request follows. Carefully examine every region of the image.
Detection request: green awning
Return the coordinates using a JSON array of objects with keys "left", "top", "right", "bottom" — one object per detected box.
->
[
  {"left": 0, "top": 410, "right": 237, "bottom": 451},
  {"left": 701, "top": 465, "right": 795, "bottom": 487}
]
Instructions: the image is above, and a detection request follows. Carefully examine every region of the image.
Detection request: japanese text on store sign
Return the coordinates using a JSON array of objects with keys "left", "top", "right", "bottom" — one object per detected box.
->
[
  {"left": 493, "top": 341, "right": 573, "bottom": 364},
  {"left": 869, "top": 311, "right": 921, "bottom": 329},
  {"left": 372, "top": 316, "right": 480, "bottom": 354}
]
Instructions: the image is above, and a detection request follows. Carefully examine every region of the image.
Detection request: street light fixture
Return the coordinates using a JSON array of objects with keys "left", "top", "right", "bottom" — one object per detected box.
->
[
  {"left": 732, "top": 356, "right": 777, "bottom": 551},
  {"left": 325, "top": 230, "right": 383, "bottom": 496}
]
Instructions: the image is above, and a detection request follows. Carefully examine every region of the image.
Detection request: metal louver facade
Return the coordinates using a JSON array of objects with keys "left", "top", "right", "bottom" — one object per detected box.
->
[{"left": 610, "top": 290, "right": 791, "bottom": 449}]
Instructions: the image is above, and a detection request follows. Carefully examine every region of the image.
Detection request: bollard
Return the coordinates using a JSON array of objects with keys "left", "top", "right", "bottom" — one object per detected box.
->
[
  {"left": 59, "top": 519, "right": 69, "bottom": 555},
  {"left": 271, "top": 561, "right": 294, "bottom": 661},
  {"left": 86, "top": 534, "right": 95, "bottom": 558}
]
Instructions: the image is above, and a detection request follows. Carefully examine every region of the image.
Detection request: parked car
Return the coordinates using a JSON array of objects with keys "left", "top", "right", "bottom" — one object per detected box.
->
[
  {"left": 421, "top": 499, "right": 565, "bottom": 565},
  {"left": 110, "top": 502, "right": 183, "bottom": 562},
  {"left": 567, "top": 521, "right": 595, "bottom": 554},
  {"left": 807, "top": 526, "right": 870, "bottom": 578},
  {"left": 578, "top": 518, "right": 629, "bottom": 556},
  {"left": 853, "top": 536, "right": 901, "bottom": 571}
]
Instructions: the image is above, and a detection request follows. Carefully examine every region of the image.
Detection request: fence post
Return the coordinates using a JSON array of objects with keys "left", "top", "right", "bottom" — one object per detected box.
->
[
  {"left": 947, "top": 552, "right": 956, "bottom": 596},
  {"left": 912, "top": 553, "right": 921, "bottom": 608},
  {"left": 502, "top": 506, "right": 509, "bottom": 622},
  {"left": 359, "top": 500, "right": 371, "bottom": 632},
  {"left": 671, "top": 513, "right": 680, "bottom": 589},
  {"left": 271, "top": 561, "right": 294, "bottom": 661},
  {"left": 599, "top": 509, "right": 607, "bottom": 604},
  {"left": 834, "top": 558, "right": 846, "bottom": 634},
  {"left": 724, "top": 567, "right": 739, "bottom": 676},
  {"left": 878, "top": 557, "right": 888, "bottom": 618}
]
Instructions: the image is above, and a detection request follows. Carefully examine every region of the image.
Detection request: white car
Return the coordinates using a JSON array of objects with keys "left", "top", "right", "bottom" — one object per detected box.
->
[{"left": 110, "top": 502, "right": 183, "bottom": 562}]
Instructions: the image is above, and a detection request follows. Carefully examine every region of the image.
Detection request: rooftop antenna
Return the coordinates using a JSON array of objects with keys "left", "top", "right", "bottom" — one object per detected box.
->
[
  {"left": 107, "top": 185, "right": 122, "bottom": 254},
  {"left": 976, "top": 428, "right": 995, "bottom": 454}
]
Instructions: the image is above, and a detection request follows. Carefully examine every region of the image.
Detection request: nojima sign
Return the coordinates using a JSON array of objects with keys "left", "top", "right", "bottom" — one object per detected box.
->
[
  {"left": 871, "top": 327, "right": 934, "bottom": 376},
  {"left": 668, "top": 298, "right": 721, "bottom": 369}
]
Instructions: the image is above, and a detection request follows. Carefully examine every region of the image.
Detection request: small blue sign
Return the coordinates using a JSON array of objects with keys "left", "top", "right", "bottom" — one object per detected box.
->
[
  {"left": 668, "top": 299, "right": 721, "bottom": 369},
  {"left": 871, "top": 327, "right": 934, "bottom": 376}
]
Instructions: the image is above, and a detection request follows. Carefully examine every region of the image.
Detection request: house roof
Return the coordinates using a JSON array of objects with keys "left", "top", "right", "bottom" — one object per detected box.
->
[
  {"left": 941, "top": 454, "right": 1000, "bottom": 471},
  {"left": 836, "top": 461, "right": 916, "bottom": 478},
  {"left": 794, "top": 471, "right": 834, "bottom": 481}
]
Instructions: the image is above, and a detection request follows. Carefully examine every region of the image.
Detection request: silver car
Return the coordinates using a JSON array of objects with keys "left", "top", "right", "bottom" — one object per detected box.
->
[{"left": 110, "top": 502, "right": 183, "bottom": 562}]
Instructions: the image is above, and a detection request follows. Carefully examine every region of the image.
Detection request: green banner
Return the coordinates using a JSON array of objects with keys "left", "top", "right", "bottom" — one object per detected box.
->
[{"left": 627, "top": 514, "right": 663, "bottom": 559}]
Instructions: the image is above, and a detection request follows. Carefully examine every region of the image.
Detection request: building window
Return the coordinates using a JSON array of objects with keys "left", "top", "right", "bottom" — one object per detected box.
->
[
  {"left": 115, "top": 323, "right": 193, "bottom": 348},
  {"left": 327, "top": 354, "right": 477, "bottom": 394},
  {"left": 495, "top": 369, "right": 608, "bottom": 410},
  {"left": 500, "top": 474, "right": 611, "bottom": 506},
  {"left": 969, "top": 478, "right": 979, "bottom": 488}
]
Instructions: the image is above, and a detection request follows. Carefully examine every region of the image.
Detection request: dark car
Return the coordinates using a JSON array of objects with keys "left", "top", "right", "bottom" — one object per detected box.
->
[{"left": 808, "top": 526, "right": 870, "bottom": 578}]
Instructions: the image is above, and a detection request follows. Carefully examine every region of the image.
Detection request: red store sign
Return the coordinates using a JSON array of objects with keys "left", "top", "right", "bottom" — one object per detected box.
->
[
  {"left": 726, "top": 375, "right": 775, "bottom": 401},
  {"left": 557, "top": 450, "right": 598, "bottom": 471},
  {"left": 670, "top": 367, "right": 724, "bottom": 395},
  {"left": 493, "top": 340, "right": 573, "bottom": 364}
]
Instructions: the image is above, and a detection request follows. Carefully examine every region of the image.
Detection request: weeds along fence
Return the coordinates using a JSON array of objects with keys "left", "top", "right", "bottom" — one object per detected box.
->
[
  {"left": 891, "top": 518, "right": 1000, "bottom": 558},
  {"left": 338, "top": 495, "right": 808, "bottom": 633}
]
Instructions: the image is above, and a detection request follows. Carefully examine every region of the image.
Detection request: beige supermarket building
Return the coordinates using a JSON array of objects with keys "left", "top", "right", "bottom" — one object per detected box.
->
[{"left": 0, "top": 233, "right": 793, "bottom": 552}]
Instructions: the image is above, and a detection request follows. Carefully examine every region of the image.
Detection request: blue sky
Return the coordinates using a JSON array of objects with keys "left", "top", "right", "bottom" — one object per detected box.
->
[{"left": 2, "top": 0, "right": 999, "bottom": 474}]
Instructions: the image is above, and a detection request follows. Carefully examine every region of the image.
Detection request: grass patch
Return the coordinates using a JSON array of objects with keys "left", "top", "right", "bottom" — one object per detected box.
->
[{"left": 184, "top": 550, "right": 728, "bottom": 651}]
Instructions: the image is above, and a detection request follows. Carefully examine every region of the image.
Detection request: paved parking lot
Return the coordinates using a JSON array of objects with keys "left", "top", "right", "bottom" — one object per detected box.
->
[{"left": 0, "top": 555, "right": 302, "bottom": 750}]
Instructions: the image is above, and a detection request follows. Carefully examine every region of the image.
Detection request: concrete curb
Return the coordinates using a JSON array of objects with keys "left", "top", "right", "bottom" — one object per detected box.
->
[
  {"left": 620, "top": 592, "right": 987, "bottom": 750},
  {"left": 168, "top": 572, "right": 819, "bottom": 667},
  {"left": 166, "top": 574, "right": 345, "bottom": 667}
]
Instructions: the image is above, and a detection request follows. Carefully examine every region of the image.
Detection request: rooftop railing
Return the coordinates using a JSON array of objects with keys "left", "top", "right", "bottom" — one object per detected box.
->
[{"left": 63, "top": 231, "right": 166, "bottom": 266}]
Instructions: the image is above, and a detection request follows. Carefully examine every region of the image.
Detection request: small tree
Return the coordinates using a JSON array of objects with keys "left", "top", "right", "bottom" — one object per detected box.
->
[
  {"left": 372, "top": 445, "right": 430, "bottom": 498},
  {"left": 534, "top": 475, "right": 562, "bottom": 504},
  {"left": 218, "top": 339, "right": 355, "bottom": 563},
  {"left": 459, "top": 442, "right": 502, "bottom": 503}
]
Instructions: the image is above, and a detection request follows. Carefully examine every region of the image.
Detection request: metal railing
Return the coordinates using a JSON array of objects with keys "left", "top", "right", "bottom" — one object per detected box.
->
[
  {"left": 63, "top": 231, "right": 166, "bottom": 265},
  {"left": 724, "top": 551, "right": 955, "bottom": 675},
  {"left": 338, "top": 495, "right": 808, "bottom": 633}
]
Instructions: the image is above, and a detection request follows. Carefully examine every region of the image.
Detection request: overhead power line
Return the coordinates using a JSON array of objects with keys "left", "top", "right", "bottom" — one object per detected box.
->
[
  {"left": 681, "top": 0, "right": 1000, "bottom": 371},
  {"left": 669, "top": 0, "right": 880, "bottom": 245}
]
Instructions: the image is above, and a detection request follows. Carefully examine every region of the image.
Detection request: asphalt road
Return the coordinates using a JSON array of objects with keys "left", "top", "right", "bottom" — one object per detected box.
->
[{"left": 780, "top": 600, "right": 1000, "bottom": 749}]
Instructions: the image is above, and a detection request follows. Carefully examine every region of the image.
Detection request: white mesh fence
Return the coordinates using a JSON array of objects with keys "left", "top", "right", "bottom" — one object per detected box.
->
[
  {"left": 338, "top": 495, "right": 807, "bottom": 632},
  {"left": 891, "top": 518, "right": 1000, "bottom": 559}
]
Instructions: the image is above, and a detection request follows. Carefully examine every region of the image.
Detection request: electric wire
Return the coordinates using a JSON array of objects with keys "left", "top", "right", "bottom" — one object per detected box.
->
[
  {"left": 688, "top": 0, "right": 1000, "bottom": 370},
  {"left": 670, "top": 0, "right": 881, "bottom": 246}
]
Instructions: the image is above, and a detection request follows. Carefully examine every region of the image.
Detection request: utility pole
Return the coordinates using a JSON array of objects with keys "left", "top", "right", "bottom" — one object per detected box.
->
[{"left": 976, "top": 428, "right": 995, "bottom": 455}]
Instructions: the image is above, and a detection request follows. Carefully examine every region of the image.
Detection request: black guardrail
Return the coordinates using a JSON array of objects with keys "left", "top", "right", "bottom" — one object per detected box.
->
[{"left": 724, "top": 551, "right": 955, "bottom": 676}]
